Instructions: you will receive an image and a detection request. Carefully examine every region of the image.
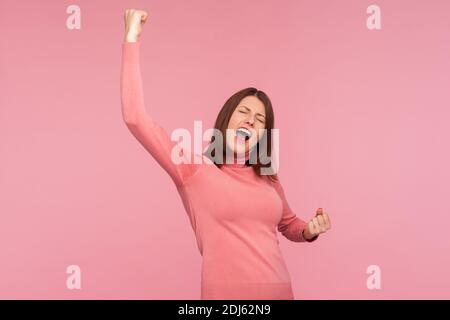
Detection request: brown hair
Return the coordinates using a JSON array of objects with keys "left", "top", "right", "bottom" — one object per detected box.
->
[{"left": 204, "top": 87, "right": 278, "bottom": 182}]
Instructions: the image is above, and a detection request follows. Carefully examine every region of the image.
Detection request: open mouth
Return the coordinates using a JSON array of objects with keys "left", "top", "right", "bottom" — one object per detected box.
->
[{"left": 236, "top": 127, "right": 252, "bottom": 140}]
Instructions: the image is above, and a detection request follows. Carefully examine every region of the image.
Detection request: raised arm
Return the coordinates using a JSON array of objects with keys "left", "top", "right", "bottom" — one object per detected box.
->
[{"left": 121, "top": 9, "right": 200, "bottom": 188}]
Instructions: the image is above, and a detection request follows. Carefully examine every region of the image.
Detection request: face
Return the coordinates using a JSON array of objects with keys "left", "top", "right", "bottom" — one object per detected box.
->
[{"left": 226, "top": 95, "right": 266, "bottom": 157}]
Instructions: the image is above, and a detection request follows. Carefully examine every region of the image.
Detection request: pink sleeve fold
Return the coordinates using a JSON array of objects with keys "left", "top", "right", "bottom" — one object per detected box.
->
[
  {"left": 120, "top": 41, "right": 200, "bottom": 188},
  {"left": 272, "top": 179, "right": 318, "bottom": 243}
]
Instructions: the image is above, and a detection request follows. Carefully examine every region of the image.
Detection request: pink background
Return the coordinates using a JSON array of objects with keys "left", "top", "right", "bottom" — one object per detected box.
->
[{"left": 1, "top": 0, "right": 450, "bottom": 299}]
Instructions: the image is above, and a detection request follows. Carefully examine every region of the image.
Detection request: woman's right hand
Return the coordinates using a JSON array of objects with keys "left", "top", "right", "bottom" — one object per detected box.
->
[{"left": 124, "top": 9, "right": 148, "bottom": 42}]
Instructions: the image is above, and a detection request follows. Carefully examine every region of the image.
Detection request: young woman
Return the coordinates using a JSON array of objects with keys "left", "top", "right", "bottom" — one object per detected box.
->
[{"left": 121, "top": 9, "right": 331, "bottom": 300}]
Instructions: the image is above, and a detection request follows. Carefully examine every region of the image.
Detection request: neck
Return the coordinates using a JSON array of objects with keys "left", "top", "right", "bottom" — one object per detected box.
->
[{"left": 224, "top": 150, "right": 251, "bottom": 167}]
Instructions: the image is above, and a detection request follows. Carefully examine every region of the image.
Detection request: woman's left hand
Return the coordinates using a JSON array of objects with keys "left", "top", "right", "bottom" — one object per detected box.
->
[{"left": 303, "top": 208, "right": 331, "bottom": 240}]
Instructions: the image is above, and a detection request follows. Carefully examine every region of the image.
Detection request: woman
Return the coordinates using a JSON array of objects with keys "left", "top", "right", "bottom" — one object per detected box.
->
[{"left": 121, "top": 9, "right": 331, "bottom": 300}]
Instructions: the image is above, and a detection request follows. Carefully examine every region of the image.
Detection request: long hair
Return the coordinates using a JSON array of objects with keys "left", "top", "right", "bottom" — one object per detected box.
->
[{"left": 204, "top": 87, "right": 278, "bottom": 182}]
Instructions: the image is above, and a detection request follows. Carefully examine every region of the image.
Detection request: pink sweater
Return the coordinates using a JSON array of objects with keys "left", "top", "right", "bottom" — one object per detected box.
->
[{"left": 121, "top": 41, "right": 318, "bottom": 300}]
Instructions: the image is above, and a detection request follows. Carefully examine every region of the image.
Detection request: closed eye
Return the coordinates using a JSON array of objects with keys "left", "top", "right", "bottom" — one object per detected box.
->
[{"left": 238, "top": 106, "right": 265, "bottom": 122}]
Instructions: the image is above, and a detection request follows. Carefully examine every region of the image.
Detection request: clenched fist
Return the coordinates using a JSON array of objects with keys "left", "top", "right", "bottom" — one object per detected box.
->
[
  {"left": 124, "top": 9, "right": 148, "bottom": 43},
  {"left": 303, "top": 208, "right": 331, "bottom": 241}
]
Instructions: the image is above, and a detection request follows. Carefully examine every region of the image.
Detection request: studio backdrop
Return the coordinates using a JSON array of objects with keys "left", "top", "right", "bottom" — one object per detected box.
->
[{"left": 1, "top": 0, "right": 449, "bottom": 299}]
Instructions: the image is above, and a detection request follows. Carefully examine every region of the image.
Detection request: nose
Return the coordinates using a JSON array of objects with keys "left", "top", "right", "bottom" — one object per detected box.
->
[{"left": 245, "top": 113, "right": 255, "bottom": 126}]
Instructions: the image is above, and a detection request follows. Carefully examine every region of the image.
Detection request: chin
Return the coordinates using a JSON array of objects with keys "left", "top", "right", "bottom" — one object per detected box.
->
[{"left": 229, "top": 144, "right": 257, "bottom": 158}]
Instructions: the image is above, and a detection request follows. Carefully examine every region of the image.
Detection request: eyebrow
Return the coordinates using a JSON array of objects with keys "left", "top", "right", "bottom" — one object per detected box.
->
[{"left": 240, "top": 105, "right": 266, "bottom": 119}]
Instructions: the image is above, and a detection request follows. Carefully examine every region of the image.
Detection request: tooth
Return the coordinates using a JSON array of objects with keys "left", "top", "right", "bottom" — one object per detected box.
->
[
  {"left": 238, "top": 128, "right": 251, "bottom": 136},
  {"left": 236, "top": 128, "right": 252, "bottom": 141}
]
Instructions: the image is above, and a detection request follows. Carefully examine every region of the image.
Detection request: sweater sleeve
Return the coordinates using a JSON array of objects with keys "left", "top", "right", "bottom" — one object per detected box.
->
[
  {"left": 272, "top": 178, "right": 319, "bottom": 243},
  {"left": 120, "top": 41, "right": 200, "bottom": 188}
]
